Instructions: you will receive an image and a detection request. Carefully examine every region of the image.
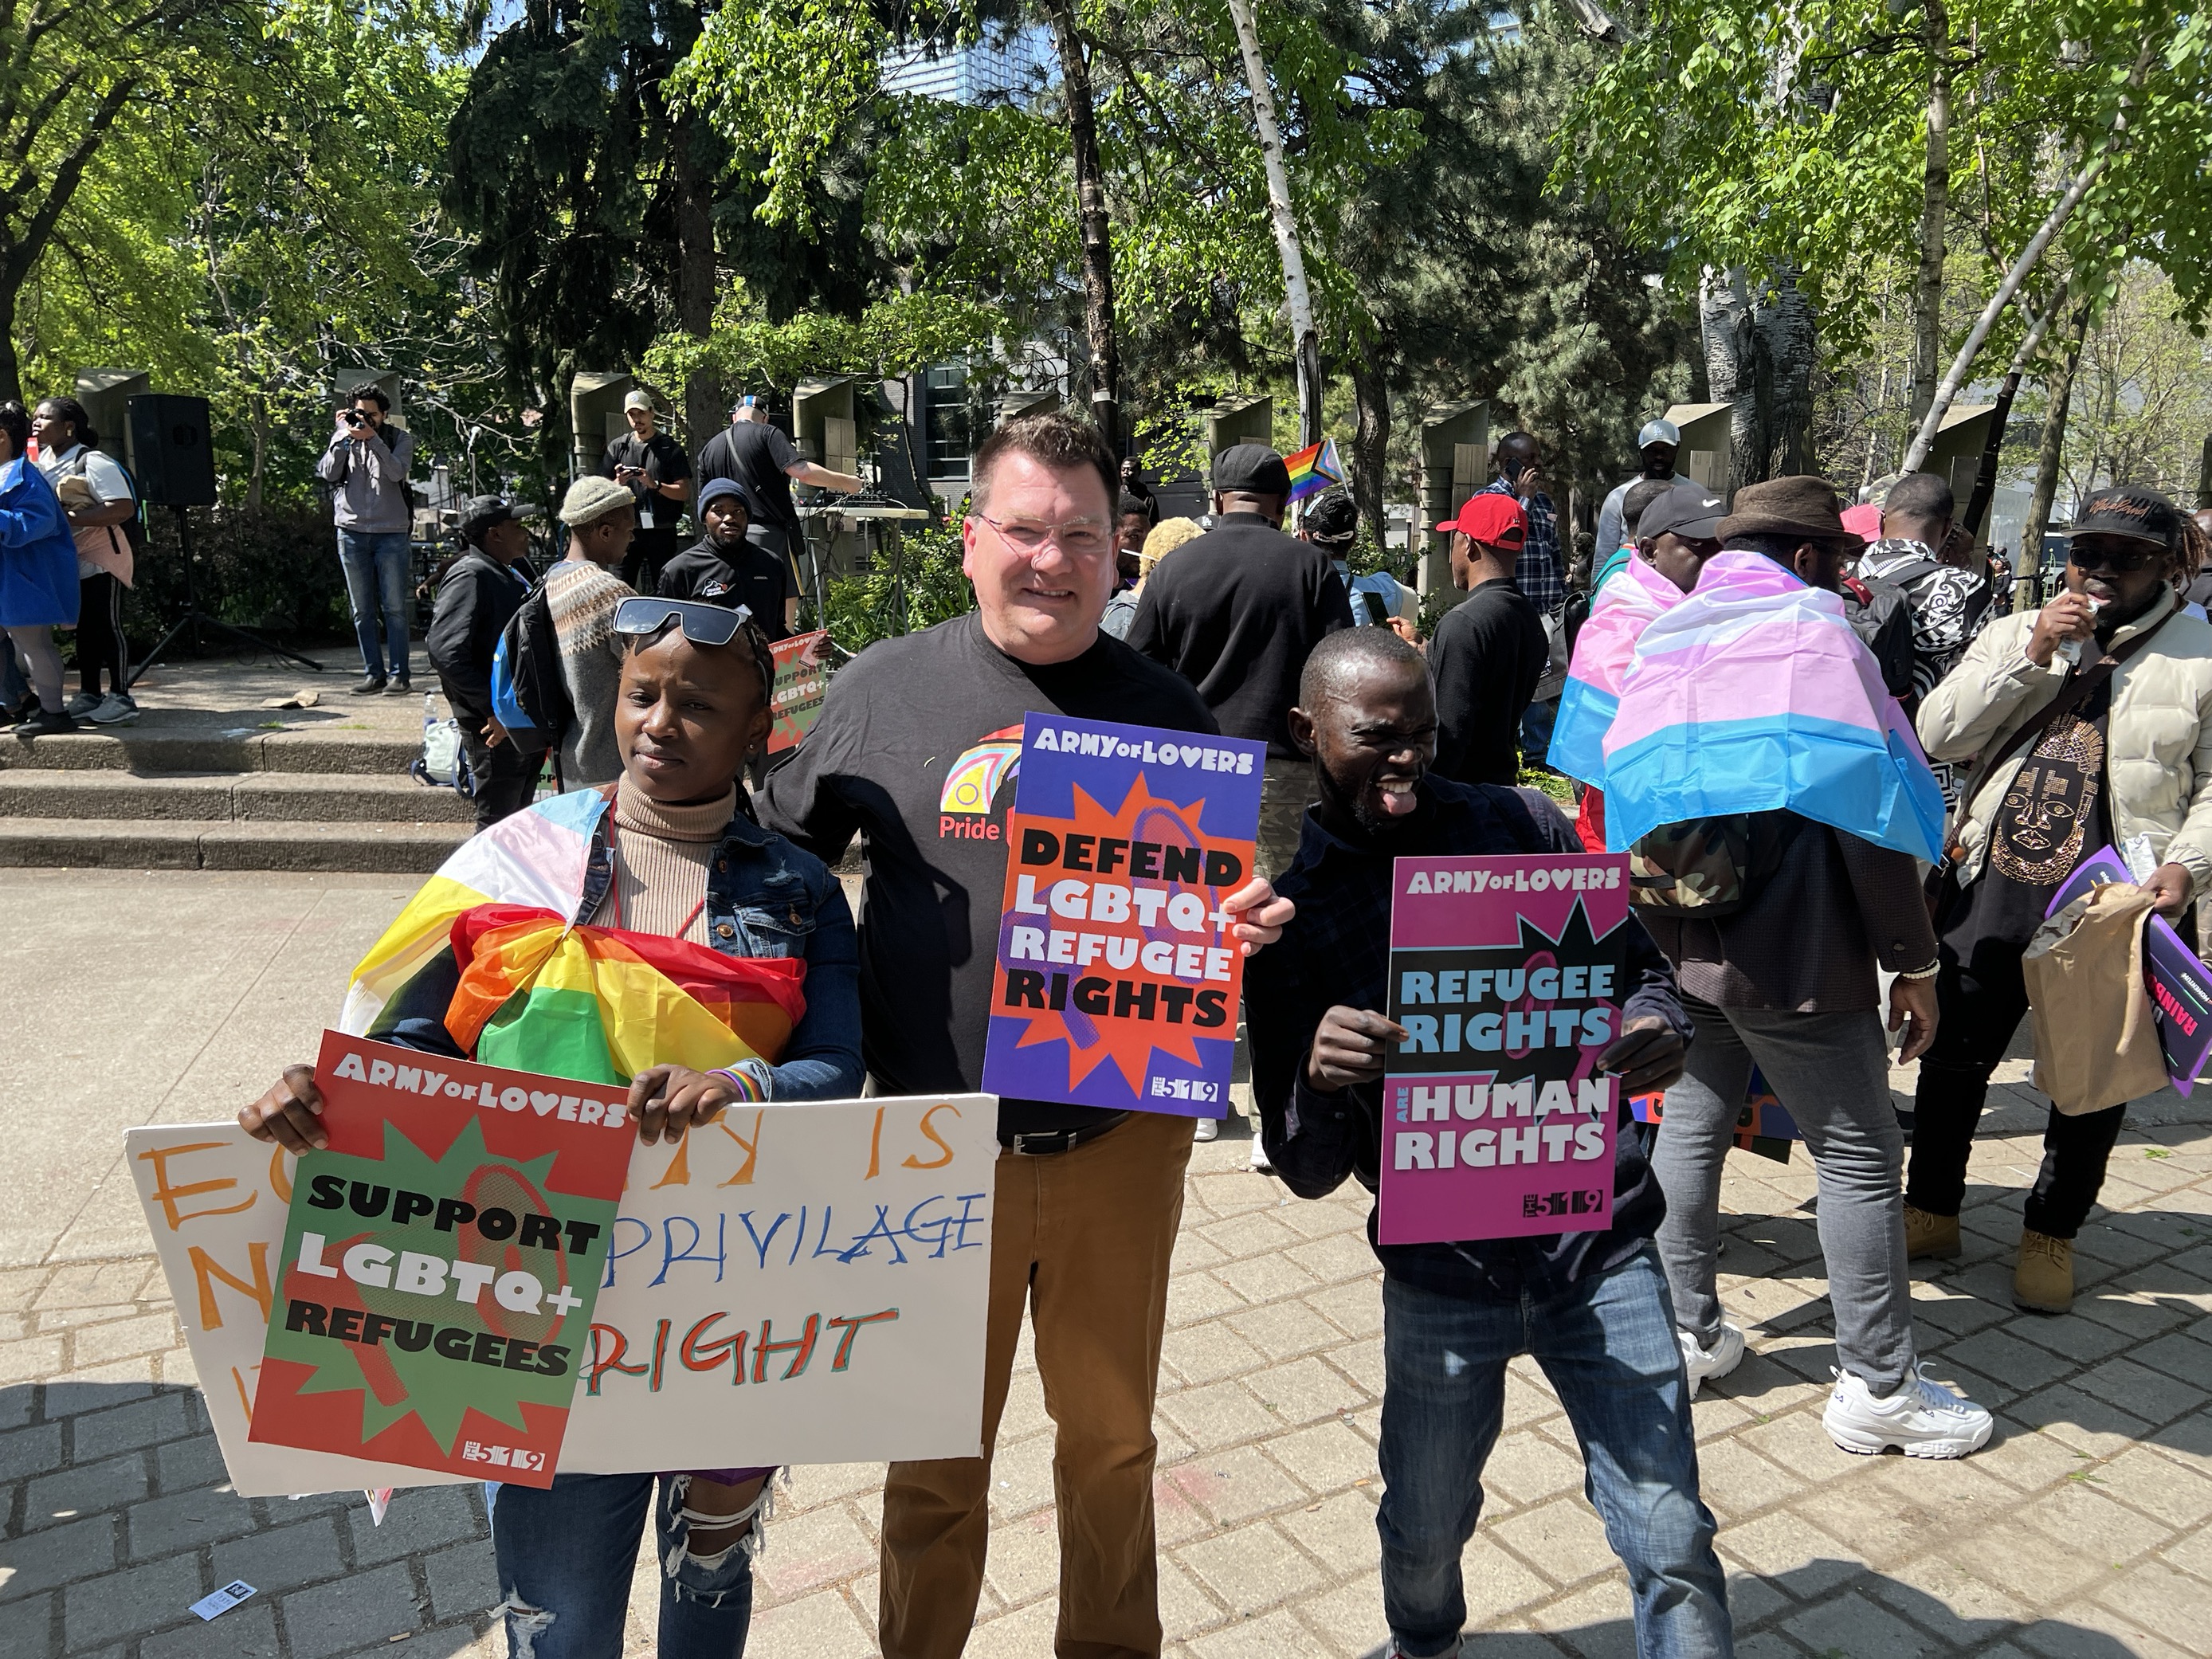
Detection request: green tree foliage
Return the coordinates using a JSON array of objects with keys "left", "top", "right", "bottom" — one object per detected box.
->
[
  {"left": 1562, "top": 0, "right": 2212, "bottom": 359},
  {"left": 4, "top": 0, "right": 482, "bottom": 499}
]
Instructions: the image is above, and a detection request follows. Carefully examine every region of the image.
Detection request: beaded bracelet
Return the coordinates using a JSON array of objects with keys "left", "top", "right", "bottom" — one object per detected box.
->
[{"left": 1896, "top": 961, "right": 1941, "bottom": 982}]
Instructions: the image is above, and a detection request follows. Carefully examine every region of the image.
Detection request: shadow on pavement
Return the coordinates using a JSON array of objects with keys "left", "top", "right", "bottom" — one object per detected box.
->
[{"left": 0, "top": 1379, "right": 492, "bottom": 1659}]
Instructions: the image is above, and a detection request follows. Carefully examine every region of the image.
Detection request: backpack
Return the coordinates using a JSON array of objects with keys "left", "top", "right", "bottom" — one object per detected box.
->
[
  {"left": 489, "top": 579, "right": 574, "bottom": 773},
  {"left": 53, "top": 446, "right": 147, "bottom": 558},
  {"left": 1837, "top": 572, "right": 1915, "bottom": 702},
  {"left": 1532, "top": 589, "right": 1592, "bottom": 704},
  {"left": 1627, "top": 812, "right": 1804, "bottom": 919}
]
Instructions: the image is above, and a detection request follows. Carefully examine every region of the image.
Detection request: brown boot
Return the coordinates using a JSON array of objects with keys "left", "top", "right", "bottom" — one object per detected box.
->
[
  {"left": 2014, "top": 1230, "right": 2075, "bottom": 1313},
  {"left": 1904, "top": 1204, "right": 1961, "bottom": 1261}
]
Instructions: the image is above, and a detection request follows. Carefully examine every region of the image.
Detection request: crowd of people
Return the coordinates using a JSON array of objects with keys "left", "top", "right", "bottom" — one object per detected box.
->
[
  {"left": 0, "top": 395, "right": 149, "bottom": 736},
  {"left": 21, "top": 381, "right": 2176, "bottom": 1659}
]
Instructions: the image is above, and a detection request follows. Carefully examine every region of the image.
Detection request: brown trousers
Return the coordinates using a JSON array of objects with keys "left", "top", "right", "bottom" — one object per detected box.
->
[{"left": 877, "top": 1109, "right": 1195, "bottom": 1659}]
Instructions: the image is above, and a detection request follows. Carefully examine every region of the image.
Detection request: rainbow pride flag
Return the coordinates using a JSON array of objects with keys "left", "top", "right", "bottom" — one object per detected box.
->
[
  {"left": 339, "top": 790, "right": 805, "bottom": 1088},
  {"left": 1594, "top": 551, "right": 1946, "bottom": 862},
  {"left": 1285, "top": 437, "right": 1344, "bottom": 505},
  {"left": 1548, "top": 553, "right": 1688, "bottom": 789}
]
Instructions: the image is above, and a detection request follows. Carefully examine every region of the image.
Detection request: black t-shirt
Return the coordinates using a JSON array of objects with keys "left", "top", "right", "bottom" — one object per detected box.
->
[
  {"left": 598, "top": 431, "right": 692, "bottom": 540},
  {"left": 1429, "top": 577, "right": 1549, "bottom": 787},
  {"left": 757, "top": 610, "right": 1219, "bottom": 1137},
  {"left": 1126, "top": 512, "right": 1354, "bottom": 755},
  {"left": 696, "top": 423, "right": 802, "bottom": 531},
  {"left": 657, "top": 536, "right": 794, "bottom": 641},
  {"left": 1942, "top": 691, "right": 2114, "bottom": 958}
]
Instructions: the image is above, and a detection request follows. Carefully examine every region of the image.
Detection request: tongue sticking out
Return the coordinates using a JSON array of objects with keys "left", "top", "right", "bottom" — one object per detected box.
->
[{"left": 1375, "top": 780, "right": 1418, "bottom": 818}]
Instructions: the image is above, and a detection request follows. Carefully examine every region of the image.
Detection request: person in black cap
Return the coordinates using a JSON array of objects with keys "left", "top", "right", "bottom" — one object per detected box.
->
[
  {"left": 1912, "top": 481, "right": 2212, "bottom": 1314},
  {"left": 657, "top": 478, "right": 796, "bottom": 641},
  {"left": 426, "top": 496, "right": 543, "bottom": 829},
  {"left": 1128, "top": 441, "right": 1355, "bottom": 881},
  {"left": 1631, "top": 480, "right": 1727, "bottom": 594}
]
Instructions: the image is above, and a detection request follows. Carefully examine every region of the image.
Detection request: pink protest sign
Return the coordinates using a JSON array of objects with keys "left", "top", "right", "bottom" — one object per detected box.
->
[{"left": 1379, "top": 853, "right": 1633, "bottom": 1245}]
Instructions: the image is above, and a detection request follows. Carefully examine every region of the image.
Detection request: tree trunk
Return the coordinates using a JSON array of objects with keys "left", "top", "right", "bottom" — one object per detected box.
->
[
  {"left": 1041, "top": 0, "right": 1119, "bottom": 453},
  {"left": 1223, "top": 0, "right": 1322, "bottom": 449},
  {"left": 1908, "top": 0, "right": 1951, "bottom": 432},
  {"left": 0, "top": 283, "right": 22, "bottom": 405},
  {"left": 1900, "top": 37, "right": 2154, "bottom": 473},
  {"left": 2024, "top": 298, "right": 2092, "bottom": 575},
  {"left": 1759, "top": 265, "right": 1817, "bottom": 476},
  {"left": 1700, "top": 267, "right": 1763, "bottom": 494},
  {"left": 672, "top": 111, "right": 720, "bottom": 452},
  {"left": 1960, "top": 280, "right": 2069, "bottom": 536},
  {"left": 1348, "top": 355, "right": 1390, "bottom": 550},
  {"left": 248, "top": 394, "right": 269, "bottom": 508}
]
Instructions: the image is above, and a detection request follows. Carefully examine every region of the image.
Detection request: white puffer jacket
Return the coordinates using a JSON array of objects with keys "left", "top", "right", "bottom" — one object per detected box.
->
[{"left": 1916, "top": 587, "right": 2212, "bottom": 896}]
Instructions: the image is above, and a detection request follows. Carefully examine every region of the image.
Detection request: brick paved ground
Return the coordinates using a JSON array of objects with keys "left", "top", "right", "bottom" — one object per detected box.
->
[
  {"left": 6, "top": 1068, "right": 2209, "bottom": 1658},
  {"left": 6, "top": 869, "right": 2210, "bottom": 1655}
]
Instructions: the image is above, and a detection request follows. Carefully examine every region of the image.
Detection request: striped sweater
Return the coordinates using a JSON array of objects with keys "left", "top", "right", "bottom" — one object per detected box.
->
[{"left": 545, "top": 559, "right": 634, "bottom": 787}]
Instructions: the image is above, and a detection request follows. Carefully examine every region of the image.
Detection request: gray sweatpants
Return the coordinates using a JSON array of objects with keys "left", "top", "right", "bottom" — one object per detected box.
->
[{"left": 1652, "top": 998, "right": 1918, "bottom": 1397}]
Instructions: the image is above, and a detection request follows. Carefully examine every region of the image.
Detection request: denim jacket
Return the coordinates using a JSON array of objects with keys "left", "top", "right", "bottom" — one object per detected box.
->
[{"left": 389, "top": 798, "right": 864, "bottom": 1102}]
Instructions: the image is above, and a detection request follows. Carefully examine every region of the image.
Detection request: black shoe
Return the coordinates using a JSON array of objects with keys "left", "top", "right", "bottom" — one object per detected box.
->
[
  {"left": 352, "top": 676, "right": 388, "bottom": 696},
  {"left": 387, "top": 677, "right": 414, "bottom": 696},
  {"left": 14, "top": 707, "right": 78, "bottom": 739}
]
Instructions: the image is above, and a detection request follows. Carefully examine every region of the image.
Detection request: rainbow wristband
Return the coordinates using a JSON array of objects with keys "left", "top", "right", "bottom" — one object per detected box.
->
[{"left": 708, "top": 1066, "right": 769, "bottom": 1102}]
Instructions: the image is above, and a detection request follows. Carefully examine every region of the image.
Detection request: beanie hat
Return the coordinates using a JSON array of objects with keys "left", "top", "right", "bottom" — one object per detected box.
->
[{"left": 559, "top": 474, "right": 634, "bottom": 528}]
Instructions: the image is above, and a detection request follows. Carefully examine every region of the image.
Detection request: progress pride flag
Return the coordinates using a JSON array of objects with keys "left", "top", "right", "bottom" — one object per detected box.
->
[{"left": 1380, "top": 853, "right": 1632, "bottom": 1245}]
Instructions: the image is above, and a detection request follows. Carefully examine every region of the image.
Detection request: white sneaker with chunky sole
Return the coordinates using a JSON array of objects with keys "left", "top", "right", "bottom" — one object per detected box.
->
[
  {"left": 1823, "top": 1364, "right": 1993, "bottom": 1458},
  {"left": 1678, "top": 1322, "right": 1746, "bottom": 1398}
]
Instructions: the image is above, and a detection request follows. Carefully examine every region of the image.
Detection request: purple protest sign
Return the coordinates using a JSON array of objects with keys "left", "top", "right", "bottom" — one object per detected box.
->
[{"left": 1379, "top": 853, "right": 1633, "bottom": 1245}]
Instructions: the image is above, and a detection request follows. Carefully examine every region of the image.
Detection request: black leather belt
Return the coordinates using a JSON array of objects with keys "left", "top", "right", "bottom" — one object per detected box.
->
[{"left": 1002, "top": 1112, "right": 1131, "bottom": 1155}]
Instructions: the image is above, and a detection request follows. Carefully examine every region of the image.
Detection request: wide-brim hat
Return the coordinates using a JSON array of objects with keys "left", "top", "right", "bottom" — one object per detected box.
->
[{"left": 1717, "top": 476, "right": 1849, "bottom": 544}]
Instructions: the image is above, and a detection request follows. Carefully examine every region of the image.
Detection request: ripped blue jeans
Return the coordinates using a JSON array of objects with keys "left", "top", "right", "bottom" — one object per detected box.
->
[{"left": 488, "top": 1473, "right": 757, "bottom": 1657}]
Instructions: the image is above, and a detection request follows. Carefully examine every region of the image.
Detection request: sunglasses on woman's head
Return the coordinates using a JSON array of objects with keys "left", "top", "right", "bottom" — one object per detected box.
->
[{"left": 613, "top": 597, "right": 755, "bottom": 645}]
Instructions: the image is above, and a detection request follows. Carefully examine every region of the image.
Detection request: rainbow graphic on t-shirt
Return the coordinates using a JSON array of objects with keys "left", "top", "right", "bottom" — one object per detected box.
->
[{"left": 939, "top": 725, "right": 1026, "bottom": 816}]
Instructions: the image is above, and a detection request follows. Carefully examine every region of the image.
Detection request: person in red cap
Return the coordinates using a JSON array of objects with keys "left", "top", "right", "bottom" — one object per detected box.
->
[{"left": 1426, "top": 492, "right": 1550, "bottom": 786}]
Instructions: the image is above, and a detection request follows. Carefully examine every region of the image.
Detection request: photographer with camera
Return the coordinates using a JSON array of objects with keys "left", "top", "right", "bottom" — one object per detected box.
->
[
  {"left": 598, "top": 389, "right": 692, "bottom": 594},
  {"left": 316, "top": 382, "right": 418, "bottom": 695}
]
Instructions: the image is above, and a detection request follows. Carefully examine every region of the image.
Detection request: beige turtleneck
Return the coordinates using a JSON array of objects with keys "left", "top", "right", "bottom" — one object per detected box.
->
[{"left": 592, "top": 778, "right": 737, "bottom": 943}]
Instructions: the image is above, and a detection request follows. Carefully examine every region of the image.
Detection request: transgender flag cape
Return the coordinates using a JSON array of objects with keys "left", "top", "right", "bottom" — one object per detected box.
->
[
  {"left": 1548, "top": 554, "right": 1688, "bottom": 788},
  {"left": 1595, "top": 551, "right": 1946, "bottom": 863},
  {"left": 336, "top": 789, "right": 806, "bottom": 1088}
]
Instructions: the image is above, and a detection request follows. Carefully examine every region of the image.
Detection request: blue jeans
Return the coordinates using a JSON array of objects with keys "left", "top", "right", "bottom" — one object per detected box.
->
[
  {"left": 487, "top": 1473, "right": 755, "bottom": 1657},
  {"left": 1377, "top": 1248, "right": 1732, "bottom": 1658},
  {"left": 337, "top": 528, "right": 411, "bottom": 679}
]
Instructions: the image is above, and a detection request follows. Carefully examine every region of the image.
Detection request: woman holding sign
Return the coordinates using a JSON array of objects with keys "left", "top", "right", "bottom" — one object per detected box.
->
[{"left": 241, "top": 597, "right": 863, "bottom": 1657}]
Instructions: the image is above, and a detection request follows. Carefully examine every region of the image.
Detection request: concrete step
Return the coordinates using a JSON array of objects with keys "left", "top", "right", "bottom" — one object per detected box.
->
[
  {"left": 0, "top": 817, "right": 472, "bottom": 873},
  {"left": 0, "top": 727, "right": 420, "bottom": 775},
  {"left": 0, "top": 769, "right": 475, "bottom": 823}
]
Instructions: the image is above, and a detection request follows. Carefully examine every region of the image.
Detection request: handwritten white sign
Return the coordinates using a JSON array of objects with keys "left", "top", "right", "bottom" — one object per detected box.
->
[{"left": 127, "top": 1095, "right": 995, "bottom": 1497}]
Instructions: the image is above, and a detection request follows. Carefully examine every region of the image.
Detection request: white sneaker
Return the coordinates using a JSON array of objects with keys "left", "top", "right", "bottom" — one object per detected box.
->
[
  {"left": 1248, "top": 1135, "right": 1273, "bottom": 1172},
  {"left": 64, "top": 691, "right": 101, "bottom": 717},
  {"left": 1193, "top": 1116, "right": 1219, "bottom": 1142},
  {"left": 1822, "top": 1364, "right": 1994, "bottom": 1459},
  {"left": 88, "top": 692, "right": 139, "bottom": 726},
  {"left": 1677, "top": 1323, "right": 1745, "bottom": 1398}
]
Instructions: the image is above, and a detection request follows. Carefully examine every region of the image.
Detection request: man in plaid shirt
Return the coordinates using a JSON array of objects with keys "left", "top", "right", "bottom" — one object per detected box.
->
[{"left": 1479, "top": 430, "right": 1563, "bottom": 614}]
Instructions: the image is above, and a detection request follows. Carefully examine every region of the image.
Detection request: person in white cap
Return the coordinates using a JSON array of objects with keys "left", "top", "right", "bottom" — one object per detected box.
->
[
  {"left": 1594, "top": 418, "right": 1695, "bottom": 569},
  {"left": 598, "top": 388, "right": 692, "bottom": 593}
]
